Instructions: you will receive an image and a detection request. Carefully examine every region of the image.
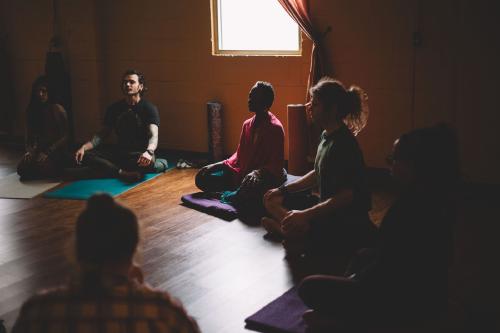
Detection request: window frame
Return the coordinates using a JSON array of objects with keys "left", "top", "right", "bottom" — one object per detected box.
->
[{"left": 210, "top": 0, "right": 302, "bottom": 56}]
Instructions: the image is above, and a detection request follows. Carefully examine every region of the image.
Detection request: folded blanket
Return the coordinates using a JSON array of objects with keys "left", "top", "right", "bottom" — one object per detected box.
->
[
  {"left": 245, "top": 286, "right": 308, "bottom": 333},
  {"left": 181, "top": 192, "right": 238, "bottom": 221}
]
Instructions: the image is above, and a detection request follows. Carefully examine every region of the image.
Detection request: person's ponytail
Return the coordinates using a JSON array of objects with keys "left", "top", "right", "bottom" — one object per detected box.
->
[
  {"left": 343, "top": 85, "right": 369, "bottom": 135},
  {"left": 310, "top": 77, "right": 369, "bottom": 136}
]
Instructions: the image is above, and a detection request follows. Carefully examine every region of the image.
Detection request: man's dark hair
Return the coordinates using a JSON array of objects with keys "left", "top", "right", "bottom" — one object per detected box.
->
[
  {"left": 255, "top": 81, "right": 275, "bottom": 109},
  {"left": 76, "top": 194, "right": 139, "bottom": 265},
  {"left": 122, "top": 69, "right": 148, "bottom": 95}
]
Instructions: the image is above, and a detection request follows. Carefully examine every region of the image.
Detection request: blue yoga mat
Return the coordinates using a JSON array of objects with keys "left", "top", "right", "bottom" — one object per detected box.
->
[{"left": 43, "top": 173, "right": 162, "bottom": 200}]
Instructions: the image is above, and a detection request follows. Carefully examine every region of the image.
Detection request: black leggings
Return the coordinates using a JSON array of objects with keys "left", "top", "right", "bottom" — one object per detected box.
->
[
  {"left": 298, "top": 259, "right": 447, "bottom": 327},
  {"left": 17, "top": 158, "right": 58, "bottom": 180},
  {"left": 195, "top": 164, "right": 237, "bottom": 192},
  {"left": 83, "top": 148, "right": 158, "bottom": 177},
  {"left": 17, "top": 151, "right": 67, "bottom": 180}
]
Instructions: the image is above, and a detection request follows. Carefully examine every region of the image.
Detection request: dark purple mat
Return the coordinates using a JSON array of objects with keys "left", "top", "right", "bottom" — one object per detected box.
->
[
  {"left": 181, "top": 192, "right": 238, "bottom": 221},
  {"left": 245, "top": 286, "right": 309, "bottom": 333},
  {"left": 180, "top": 175, "right": 302, "bottom": 222}
]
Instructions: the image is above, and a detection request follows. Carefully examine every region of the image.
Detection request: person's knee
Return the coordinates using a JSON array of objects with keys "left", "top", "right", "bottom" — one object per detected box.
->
[
  {"left": 263, "top": 190, "right": 272, "bottom": 206},
  {"left": 195, "top": 170, "right": 208, "bottom": 191},
  {"left": 263, "top": 190, "right": 282, "bottom": 212},
  {"left": 18, "top": 161, "right": 55, "bottom": 179},
  {"left": 298, "top": 275, "right": 326, "bottom": 306},
  {"left": 80, "top": 150, "right": 97, "bottom": 166},
  {"left": 153, "top": 158, "right": 168, "bottom": 173},
  {"left": 38, "top": 160, "right": 57, "bottom": 177},
  {"left": 17, "top": 161, "right": 30, "bottom": 177}
]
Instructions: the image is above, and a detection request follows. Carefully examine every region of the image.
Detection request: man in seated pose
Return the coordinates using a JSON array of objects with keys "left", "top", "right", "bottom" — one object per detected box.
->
[
  {"left": 74, "top": 69, "right": 167, "bottom": 182},
  {"left": 195, "top": 81, "right": 286, "bottom": 212},
  {"left": 12, "top": 193, "right": 200, "bottom": 332},
  {"left": 262, "top": 77, "right": 376, "bottom": 262}
]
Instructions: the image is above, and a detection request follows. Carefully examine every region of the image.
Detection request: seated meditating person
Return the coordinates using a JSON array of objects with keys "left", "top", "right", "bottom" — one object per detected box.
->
[
  {"left": 262, "top": 77, "right": 376, "bottom": 262},
  {"left": 17, "top": 76, "right": 69, "bottom": 180},
  {"left": 12, "top": 193, "right": 200, "bottom": 333},
  {"left": 195, "top": 81, "right": 286, "bottom": 212},
  {"left": 298, "top": 124, "right": 460, "bottom": 330},
  {"left": 73, "top": 69, "right": 167, "bottom": 182}
]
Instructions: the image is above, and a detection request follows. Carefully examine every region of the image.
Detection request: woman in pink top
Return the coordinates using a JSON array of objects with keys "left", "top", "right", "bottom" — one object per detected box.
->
[{"left": 195, "top": 81, "right": 286, "bottom": 212}]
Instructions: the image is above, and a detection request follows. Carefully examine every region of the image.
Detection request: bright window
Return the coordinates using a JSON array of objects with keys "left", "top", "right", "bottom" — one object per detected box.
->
[{"left": 211, "top": 0, "right": 301, "bottom": 56}]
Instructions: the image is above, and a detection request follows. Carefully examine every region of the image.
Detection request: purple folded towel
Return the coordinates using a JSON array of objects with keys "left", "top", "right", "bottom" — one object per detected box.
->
[
  {"left": 181, "top": 192, "right": 238, "bottom": 221},
  {"left": 245, "top": 286, "right": 309, "bottom": 333},
  {"left": 180, "top": 174, "right": 302, "bottom": 222}
]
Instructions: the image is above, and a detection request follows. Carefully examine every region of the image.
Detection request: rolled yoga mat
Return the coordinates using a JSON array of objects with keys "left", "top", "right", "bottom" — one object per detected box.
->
[
  {"left": 287, "top": 104, "right": 309, "bottom": 176},
  {"left": 207, "top": 101, "right": 224, "bottom": 163}
]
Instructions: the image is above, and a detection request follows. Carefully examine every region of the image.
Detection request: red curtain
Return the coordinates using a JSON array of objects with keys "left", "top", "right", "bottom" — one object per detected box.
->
[
  {"left": 278, "top": 0, "right": 327, "bottom": 163},
  {"left": 277, "top": 0, "right": 326, "bottom": 100}
]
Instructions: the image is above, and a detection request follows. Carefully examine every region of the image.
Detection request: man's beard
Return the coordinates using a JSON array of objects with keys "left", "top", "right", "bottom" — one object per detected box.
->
[{"left": 123, "top": 88, "right": 140, "bottom": 96}]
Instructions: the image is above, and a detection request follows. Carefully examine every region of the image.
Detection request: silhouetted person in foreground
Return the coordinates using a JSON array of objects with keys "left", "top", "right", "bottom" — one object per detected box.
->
[
  {"left": 298, "top": 124, "right": 460, "bottom": 330},
  {"left": 262, "top": 77, "right": 375, "bottom": 262},
  {"left": 195, "top": 81, "right": 286, "bottom": 213},
  {"left": 17, "top": 76, "right": 68, "bottom": 180},
  {"left": 12, "top": 194, "right": 199, "bottom": 333},
  {"left": 73, "top": 69, "right": 167, "bottom": 183}
]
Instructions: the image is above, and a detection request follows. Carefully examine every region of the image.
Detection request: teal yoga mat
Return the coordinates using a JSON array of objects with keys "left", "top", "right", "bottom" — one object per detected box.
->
[{"left": 43, "top": 173, "right": 161, "bottom": 200}]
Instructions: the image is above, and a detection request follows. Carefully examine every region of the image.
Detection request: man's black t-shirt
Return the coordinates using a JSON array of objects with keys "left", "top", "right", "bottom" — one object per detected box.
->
[{"left": 103, "top": 99, "right": 160, "bottom": 152}]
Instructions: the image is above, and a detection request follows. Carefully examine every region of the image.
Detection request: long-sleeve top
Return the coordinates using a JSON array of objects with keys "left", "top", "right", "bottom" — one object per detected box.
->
[
  {"left": 358, "top": 189, "right": 454, "bottom": 314},
  {"left": 26, "top": 103, "right": 68, "bottom": 155}
]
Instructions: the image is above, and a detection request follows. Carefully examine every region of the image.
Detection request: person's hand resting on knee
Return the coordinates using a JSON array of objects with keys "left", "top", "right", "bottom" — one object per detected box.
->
[
  {"left": 282, "top": 209, "right": 311, "bottom": 237},
  {"left": 137, "top": 150, "right": 153, "bottom": 167},
  {"left": 263, "top": 187, "right": 285, "bottom": 206},
  {"left": 240, "top": 169, "right": 262, "bottom": 188}
]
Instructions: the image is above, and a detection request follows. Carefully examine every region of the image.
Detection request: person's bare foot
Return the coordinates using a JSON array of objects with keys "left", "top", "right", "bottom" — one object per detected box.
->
[
  {"left": 118, "top": 170, "right": 143, "bottom": 183},
  {"left": 261, "top": 216, "right": 284, "bottom": 238}
]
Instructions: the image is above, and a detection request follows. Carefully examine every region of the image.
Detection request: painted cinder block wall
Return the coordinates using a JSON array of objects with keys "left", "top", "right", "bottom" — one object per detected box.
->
[
  {"left": 95, "top": 0, "right": 311, "bottom": 156},
  {"left": 2, "top": 0, "right": 311, "bottom": 157},
  {"left": 311, "top": 0, "right": 418, "bottom": 170},
  {"left": 1, "top": 0, "right": 53, "bottom": 136},
  {"left": 3, "top": 0, "right": 499, "bottom": 183},
  {"left": 1, "top": 0, "right": 107, "bottom": 143},
  {"left": 311, "top": 0, "right": 500, "bottom": 183}
]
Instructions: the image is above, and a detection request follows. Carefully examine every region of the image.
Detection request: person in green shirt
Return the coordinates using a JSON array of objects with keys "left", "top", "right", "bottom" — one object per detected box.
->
[{"left": 262, "top": 77, "right": 375, "bottom": 261}]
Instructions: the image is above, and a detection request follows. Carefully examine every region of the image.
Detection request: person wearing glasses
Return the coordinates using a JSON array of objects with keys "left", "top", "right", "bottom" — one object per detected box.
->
[{"left": 298, "top": 124, "right": 459, "bottom": 330}]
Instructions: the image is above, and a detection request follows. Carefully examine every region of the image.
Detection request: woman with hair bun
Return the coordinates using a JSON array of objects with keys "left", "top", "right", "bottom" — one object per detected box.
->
[
  {"left": 262, "top": 77, "right": 375, "bottom": 264},
  {"left": 13, "top": 194, "right": 200, "bottom": 333}
]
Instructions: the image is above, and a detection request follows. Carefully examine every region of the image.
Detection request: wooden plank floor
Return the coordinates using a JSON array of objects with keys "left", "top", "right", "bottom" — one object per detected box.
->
[
  {"left": 0, "top": 146, "right": 305, "bottom": 332},
  {"left": 1, "top": 144, "right": 499, "bottom": 331}
]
